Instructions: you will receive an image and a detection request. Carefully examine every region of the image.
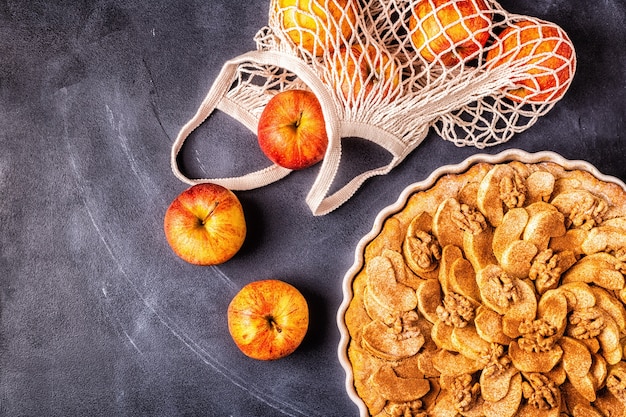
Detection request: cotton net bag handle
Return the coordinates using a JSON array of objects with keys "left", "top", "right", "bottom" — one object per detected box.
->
[
  {"left": 170, "top": 50, "right": 333, "bottom": 190},
  {"left": 171, "top": 0, "right": 576, "bottom": 215}
]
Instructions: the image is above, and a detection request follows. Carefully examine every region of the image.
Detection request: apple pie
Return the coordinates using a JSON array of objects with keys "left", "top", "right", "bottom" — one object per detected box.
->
[{"left": 341, "top": 153, "right": 626, "bottom": 417}]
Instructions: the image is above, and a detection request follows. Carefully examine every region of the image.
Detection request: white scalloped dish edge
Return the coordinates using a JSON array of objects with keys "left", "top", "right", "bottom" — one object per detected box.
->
[{"left": 336, "top": 149, "right": 626, "bottom": 416}]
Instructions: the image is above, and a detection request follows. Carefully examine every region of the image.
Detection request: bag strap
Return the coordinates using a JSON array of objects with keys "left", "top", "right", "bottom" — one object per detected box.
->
[
  {"left": 170, "top": 51, "right": 295, "bottom": 190},
  {"left": 306, "top": 122, "right": 429, "bottom": 215},
  {"left": 170, "top": 49, "right": 424, "bottom": 215}
]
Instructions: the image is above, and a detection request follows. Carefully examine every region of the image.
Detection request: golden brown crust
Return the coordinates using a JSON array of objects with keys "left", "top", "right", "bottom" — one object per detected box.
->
[{"left": 344, "top": 160, "right": 626, "bottom": 416}]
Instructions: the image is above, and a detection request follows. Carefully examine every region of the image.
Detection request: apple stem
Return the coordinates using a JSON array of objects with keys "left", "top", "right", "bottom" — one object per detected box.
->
[
  {"left": 293, "top": 111, "right": 304, "bottom": 128},
  {"left": 267, "top": 315, "right": 282, "bottom": 333},
  {"left": 202, "top": 202, "right": 219, "bottom": 225}
]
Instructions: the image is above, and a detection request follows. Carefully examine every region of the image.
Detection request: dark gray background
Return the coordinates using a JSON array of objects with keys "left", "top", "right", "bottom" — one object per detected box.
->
[{"left": 1, "top": 0, "right": 624, "bottom": 416}]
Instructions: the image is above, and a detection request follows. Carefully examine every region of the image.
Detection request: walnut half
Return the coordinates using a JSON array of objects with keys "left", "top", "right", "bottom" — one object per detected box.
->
[
  {"left": 521, "top": 373, "right": 560, "bottom": 410},
  {"left": 451, "top": 373, "right": 481, "bottom": 413},
  {"left": 436, "top": 292, "right": 475, "bottom": 328}
]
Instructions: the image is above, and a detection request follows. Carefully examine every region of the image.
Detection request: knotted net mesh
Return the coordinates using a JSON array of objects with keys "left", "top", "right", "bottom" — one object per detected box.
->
[{"left": 171, "top": 0, "right": 576, "bottom": 215}]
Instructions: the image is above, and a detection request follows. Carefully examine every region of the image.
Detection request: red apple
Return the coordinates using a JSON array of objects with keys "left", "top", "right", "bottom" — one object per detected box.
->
[
  {"left": 409, "top": 0, "right": 492, "bottom": 66},
  {"left": 328, "top": 44, "right": 401, "bottom": 103},
  {"left": 227, "top": 279, "right": 309, "bottom": 360},
  {"left": 486, "top": 19, "right": 575, "bottom": 104},
  {"left": 273, "top": 0, "right": 358, "bottom": 56},
  {"left": 163, "top": 183, "right": 246, "bottom": 266},
  {"left": 257, "top": 89, "right": 328, "bottom": 170}
]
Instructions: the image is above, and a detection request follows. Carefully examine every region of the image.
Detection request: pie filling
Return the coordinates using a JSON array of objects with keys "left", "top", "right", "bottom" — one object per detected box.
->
[{"left": 344, "top": 160, "right": 626, "bottom": 417}]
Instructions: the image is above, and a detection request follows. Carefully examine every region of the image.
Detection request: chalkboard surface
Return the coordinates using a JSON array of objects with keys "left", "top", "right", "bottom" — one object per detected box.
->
[{"left": 1, "top": 1, "right": 625, "bottom": 416}]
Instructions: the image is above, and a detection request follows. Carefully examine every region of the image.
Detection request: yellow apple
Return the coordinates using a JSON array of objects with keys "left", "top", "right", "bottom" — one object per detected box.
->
[
  {"left": 328, "top": 44, "right": 401, "bottom": 103},
  {"left": 409, "top": 0, "right": 492, "bottom": 66},
  {"left": 227, "top": 279, "right": 309, "bottom": 360},
  {"left": 257, "top": 89, "right": 328, "bottom": 170},
  {"left": 273, "top": 0, "right": 358, "bottom": 56},
  {"left": 486, "top": 19, "right": 575, "bottom": 104},
  {"left": 163, "top": 183, "right": 246, "bottom": 266}
]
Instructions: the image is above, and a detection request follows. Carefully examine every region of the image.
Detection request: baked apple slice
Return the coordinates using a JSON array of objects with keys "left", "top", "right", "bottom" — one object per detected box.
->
[
  {"left": 361, "top": 319, "right": 425, "bottom": 361},
  {"left": 370, "top": 364, "right": 431, "bottom": 403}
]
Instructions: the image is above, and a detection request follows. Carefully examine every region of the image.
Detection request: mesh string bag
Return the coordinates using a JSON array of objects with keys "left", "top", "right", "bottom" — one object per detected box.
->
[{"left": 171, "top": 0, "right": 576, "bottom": 215}]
